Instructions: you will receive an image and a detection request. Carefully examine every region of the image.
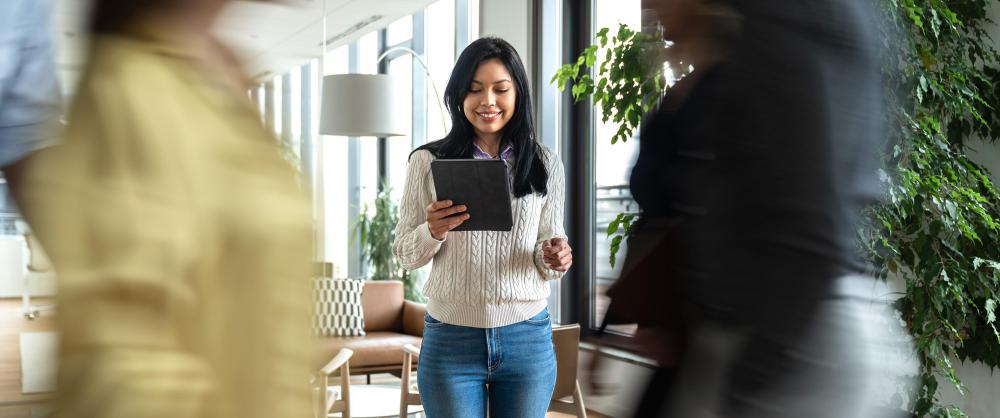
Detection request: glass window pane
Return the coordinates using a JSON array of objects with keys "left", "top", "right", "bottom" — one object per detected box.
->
[
  {"left": 387, "top": 55, "right": 414, "bottom": 203},
  {"left": 358, "top": 31, "right": 380, "bottom": 222},
  {"left": 322, "top": 47, "right": 350, "bottom": 277},
  {"left": 360, "top": 137, "right": 379, "bottom": 207},
  {"left": 359, "top": 32, "right": 378, "bottom": 75},
  {"left": 425, "top": 0, "right": 456, "bottom": 142},
  {"left": 273, "top": 76, "right": 282, "bottom": 137},
  {"left": 0, "top": 180, "right": 18, "bottom": 235},
  {"left": 324, "top": 45, "right": 349, "bottom": 75},
  {"left": 387, "top": 15, "right": 413, "bottom": 46},
  {"left": 291, "top": 69, "right": 301, "bottom": 140},
  {"left": 257, "top": 85, "right": 266, "bottom": 123},
  {"left": 593, "top": 0, "right": 642, "bottom": 335}
]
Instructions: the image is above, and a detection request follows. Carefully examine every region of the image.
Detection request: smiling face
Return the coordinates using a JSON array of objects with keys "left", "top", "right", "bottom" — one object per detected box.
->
[{"left": 463, "top": 58, "right": 517, "bottom": 141}]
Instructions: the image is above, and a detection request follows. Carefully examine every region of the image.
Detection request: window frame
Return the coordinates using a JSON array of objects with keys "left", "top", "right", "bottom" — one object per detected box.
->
[{"left": 535, "top": 0, "right": 645, "bottom": 351}]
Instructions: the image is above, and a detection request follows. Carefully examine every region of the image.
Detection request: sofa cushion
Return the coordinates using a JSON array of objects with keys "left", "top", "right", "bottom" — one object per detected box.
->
[
  {"left": 313, "top": 278, "right": 366, "bottom": 337},
  {"left": 402, "top": 300, "right": 427, "bottom": 336},
  {"left": 362, "top": 281, "right": 405, "bottom": 332},
  {"left": 319, "top": 331, "right": 421, "bottom": 369}
]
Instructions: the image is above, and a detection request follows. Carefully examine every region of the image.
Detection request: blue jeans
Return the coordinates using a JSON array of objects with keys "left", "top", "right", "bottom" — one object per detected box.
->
[{"left": 418, "top": 308, "right": 557, "bottom": 418}]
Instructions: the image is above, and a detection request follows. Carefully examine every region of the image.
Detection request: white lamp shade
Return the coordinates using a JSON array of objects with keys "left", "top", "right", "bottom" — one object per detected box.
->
[{"left": 319, "top": 74, "right": 406, "bottom": 137}]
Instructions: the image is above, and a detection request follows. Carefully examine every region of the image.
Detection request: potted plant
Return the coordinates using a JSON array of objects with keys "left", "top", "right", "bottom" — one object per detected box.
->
[{"left": 354, "top": 185, "right": 424, "bottom": 302}]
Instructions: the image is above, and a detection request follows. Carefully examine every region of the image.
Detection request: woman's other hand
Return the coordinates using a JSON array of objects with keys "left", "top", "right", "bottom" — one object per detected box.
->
[
  {"left": 426, "top": 200, "right": 470, "bottom": 240},
  {"left": 542, "top": 238, "right": 573, "bottom": 271}
]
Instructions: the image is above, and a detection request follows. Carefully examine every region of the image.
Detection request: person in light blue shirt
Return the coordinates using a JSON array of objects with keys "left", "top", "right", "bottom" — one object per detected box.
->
[{"left": 0, "top": 0, "right": 62, "bottom": 204}]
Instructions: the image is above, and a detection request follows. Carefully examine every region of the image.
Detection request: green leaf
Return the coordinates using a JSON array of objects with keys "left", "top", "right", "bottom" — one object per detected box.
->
[
  {"left": 609, "top": 235, "right": 624, "bottom": 268},
  {"left": 596, "top": 27, "right": 610, "bottom": 45},
  {"left": 607, "top": 215, "right": 621, "bottom": 236},
  {"left": 585, "top": 45, "right": 598, "bottom": 67}
]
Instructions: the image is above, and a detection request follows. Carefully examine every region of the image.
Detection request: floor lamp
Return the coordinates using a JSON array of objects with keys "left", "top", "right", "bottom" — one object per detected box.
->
[{"left": 319, "top": 49, "right": 447, "bottom": 137}]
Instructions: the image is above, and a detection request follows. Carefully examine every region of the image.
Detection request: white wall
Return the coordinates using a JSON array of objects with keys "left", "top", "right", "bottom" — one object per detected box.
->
[{"left": 938, "top": 360, "right": 1000, "bottom": 418}]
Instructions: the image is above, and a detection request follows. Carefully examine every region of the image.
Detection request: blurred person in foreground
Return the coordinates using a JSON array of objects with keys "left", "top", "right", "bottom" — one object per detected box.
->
[
  {"left": 599, "top": 0, "right": 915, "bottom": 417},
  {"left": 0, "top": 0, "right": 62, "bottom": 205},
  {"left": 19, "top": 1, "right": 315, "bottom": 417}
]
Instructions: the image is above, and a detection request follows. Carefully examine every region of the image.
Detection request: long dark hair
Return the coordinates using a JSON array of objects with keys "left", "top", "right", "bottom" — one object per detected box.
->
[{"left": 414, "top": 37, "right": 548, "bottom": 198}]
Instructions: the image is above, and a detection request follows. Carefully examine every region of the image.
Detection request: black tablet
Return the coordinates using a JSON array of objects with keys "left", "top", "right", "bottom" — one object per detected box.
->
[{"left": 430, "top": 159, "right": 513, "bottom": 232}]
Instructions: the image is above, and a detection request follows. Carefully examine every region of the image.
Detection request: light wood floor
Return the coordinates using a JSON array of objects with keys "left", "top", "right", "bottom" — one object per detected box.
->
[{"left": 0, "top": 298, "right": 55, "bottom": 418}]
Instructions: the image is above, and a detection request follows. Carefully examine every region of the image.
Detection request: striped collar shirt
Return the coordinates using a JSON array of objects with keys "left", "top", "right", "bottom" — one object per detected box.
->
[{"left": 472, "top": 142, "right": 514, "bottom": 161}]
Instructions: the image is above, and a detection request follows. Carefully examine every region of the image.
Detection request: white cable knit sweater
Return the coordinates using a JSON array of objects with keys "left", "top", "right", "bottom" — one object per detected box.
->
[{"left": 392, "top": 146, "right": 567, "bottom": 328}]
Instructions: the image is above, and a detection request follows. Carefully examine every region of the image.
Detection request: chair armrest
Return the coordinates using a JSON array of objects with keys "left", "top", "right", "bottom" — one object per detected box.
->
[
  {"left": 402, "top": 343, "right": 421, "bottom": 357},
  {"left": 402, "top": 300, "right": 427, "bottom": 336},
  {"left": 320, "top": 348, "right": 354, "bottom": 376}
]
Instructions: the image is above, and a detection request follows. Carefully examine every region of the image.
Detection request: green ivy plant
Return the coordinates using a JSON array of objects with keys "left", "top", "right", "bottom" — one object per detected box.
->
[
  {"left": 354, "top": 185, "right": 424, "bottom": 302},
  {"left": 555, "top": 2, "right": 1000, "bottom": 416},
  {"left": 552, "top": 24, "right": 666, "bottom": 267},
  {"left": 552, "top": 24, "right": 668, "bottom": 145},
  {"left": 865, "top": 1, "right": 1000, "bottom": 415}
]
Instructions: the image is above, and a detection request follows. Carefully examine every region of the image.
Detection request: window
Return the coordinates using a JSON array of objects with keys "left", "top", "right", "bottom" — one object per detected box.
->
[
  {"left": 272, "top": 76, "right": 283, "bottom": 137},
  {"left": 257, "top": 85, "right": 266, "bottom": 124},
  {"left": 592, "top": 0, "right": 642, "bottom": 335},
  {"left": 425, "top": 0, "right": 456, "bottom": 142},
  {"left": 290, "top": 70, "right": 302, "bottom": 142},
  {"left": 387, "top": 15, "right": 413, "bottom": 46},
  {"left": 0, "top": 180, "right": 18, "bottom": 235},
  {"left": 322, "top": 46, "right": 351, "bottom": 277},
  {"left": 387, "top": 54, "right": 413, "bottom": 202},
  {"left": 358, "top": 32, "right": 380, "bottom": 212}
]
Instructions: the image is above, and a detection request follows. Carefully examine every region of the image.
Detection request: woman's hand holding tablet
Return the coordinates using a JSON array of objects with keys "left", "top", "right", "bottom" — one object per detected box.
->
[{"left": 425, "top": 200, "right": 470, "bottom": 240}]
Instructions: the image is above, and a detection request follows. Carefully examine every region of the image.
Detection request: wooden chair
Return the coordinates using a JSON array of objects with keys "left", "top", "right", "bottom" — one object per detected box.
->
[
  {"left": 314, "top": 348, "right": 354, "bottom": 418},
  {"left": 21, "top": 228, "right": 55, "bottom": 319},
  {"left": 398, "top": 344, "right": 421, "bottom": 418},
  {"left": 549, "top": 324, "right": 587, "bottom": 417}
]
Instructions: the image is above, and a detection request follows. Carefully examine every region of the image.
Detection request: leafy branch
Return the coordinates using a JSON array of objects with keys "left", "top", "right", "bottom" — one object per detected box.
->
[
  {"left": 866, "top": 0, "right": 1000, "bottom": 415},
  {"left": 606, "top": 212, "right": 637, "bottom": 268},
  {"left": 552, "top": 24, "right": 668, "bottom": 144},
  {"left": 552, "top": 23, "right": 669, "bottom": 268}
]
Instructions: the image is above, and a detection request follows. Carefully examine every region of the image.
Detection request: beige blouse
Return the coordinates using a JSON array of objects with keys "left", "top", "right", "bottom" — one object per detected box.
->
[{"left": 22, "top": 29, "right": 314, "bottom": 418}]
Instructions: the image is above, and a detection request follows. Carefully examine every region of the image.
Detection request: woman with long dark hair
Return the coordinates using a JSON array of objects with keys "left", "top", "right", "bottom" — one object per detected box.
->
[
  {"left": 22, "top": 1, "right": 314, "bottom": 418},
  {"left": 392, "top": 37, "right": 572, "bottom": 418}
]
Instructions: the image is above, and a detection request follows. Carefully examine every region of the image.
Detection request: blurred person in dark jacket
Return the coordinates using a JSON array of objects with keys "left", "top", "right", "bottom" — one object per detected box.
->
[
  {"left": 20, "top": 1, "right": 315, "bottom": 417},
  {"left": 601, "top": 0, "right": 914, "bottom": 417},
  {"left": 595, "top": 1, "right": 741, "bottom": 416}
]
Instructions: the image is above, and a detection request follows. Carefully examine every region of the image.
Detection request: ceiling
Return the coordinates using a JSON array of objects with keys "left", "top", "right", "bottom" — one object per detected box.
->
[{"left": 53, "top": 0, "right": 437, "bottom": 83}]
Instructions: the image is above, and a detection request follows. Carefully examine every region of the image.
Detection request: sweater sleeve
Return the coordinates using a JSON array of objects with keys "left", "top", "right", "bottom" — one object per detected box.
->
[
  {"left": 533, "top": 147, "right": 568, "bottom": 280},
  {"left": 393, "top": 150, "right": 444, "bottom": 270}
]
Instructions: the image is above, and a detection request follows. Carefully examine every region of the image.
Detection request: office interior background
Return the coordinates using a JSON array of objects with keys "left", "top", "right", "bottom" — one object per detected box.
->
[{"left": 1, "top": 1, "right": 1000, "bottom": 417}]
